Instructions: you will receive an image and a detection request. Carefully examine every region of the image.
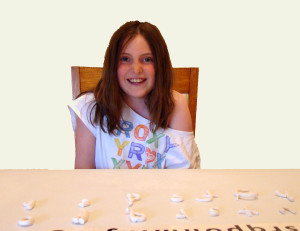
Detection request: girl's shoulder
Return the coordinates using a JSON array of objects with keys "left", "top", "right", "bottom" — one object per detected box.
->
[
  {"left": 167, "top": 90, "right": 193, "bottom": 132},
  {"left": 75, "top": 92, "right": 95, "bottom": 104}
]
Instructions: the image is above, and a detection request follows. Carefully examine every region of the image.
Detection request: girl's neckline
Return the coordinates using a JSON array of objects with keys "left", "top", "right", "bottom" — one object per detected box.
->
[
  {"left": 123, "top": 102, "right": 193, "bottom": 135},
  {"left": 122, "top": 101, "right": 150, "bottom": 122}
]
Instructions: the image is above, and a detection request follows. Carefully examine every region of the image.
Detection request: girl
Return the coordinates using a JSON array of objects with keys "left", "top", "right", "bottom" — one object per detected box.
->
[{"left": 68, "top": 21, "right": 200, "bottom": 169}]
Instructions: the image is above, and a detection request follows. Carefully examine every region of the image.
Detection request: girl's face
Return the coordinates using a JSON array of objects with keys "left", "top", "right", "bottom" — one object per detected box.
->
[{"left": 117, "top": 34, "right": 155, "bottom": 104}]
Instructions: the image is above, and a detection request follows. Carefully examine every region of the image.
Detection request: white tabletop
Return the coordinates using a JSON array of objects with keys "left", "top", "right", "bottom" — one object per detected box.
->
[{"left": 0, "top": 169, "right": 299, "bottom": 231}]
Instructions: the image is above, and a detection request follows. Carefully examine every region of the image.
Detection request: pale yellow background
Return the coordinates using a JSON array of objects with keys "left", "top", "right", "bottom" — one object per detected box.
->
[{"left": 0, "top": 0, "right": 299, "bottom": 169}]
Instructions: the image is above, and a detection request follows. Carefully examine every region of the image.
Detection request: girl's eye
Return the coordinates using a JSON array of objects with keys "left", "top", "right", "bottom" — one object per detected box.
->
[
  {"left": 120, "top": 56, "right": 130, "bottom": 62},
  {"left": 143, "top": 57, "right": 153, "bottom": 63}
]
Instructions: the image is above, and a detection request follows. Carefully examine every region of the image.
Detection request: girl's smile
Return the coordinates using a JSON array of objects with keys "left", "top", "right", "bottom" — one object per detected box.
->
[{"left": 127, "top": 78, "right": 146, "bottom": 83}]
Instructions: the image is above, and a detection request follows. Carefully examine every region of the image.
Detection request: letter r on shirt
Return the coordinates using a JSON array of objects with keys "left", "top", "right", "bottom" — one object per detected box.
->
[{"left": 128, "top": 142, "right": 145, "bottom": 161}]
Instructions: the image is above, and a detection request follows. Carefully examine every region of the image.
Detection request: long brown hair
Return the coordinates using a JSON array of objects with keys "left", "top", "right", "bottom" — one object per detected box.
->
[{"left": 91, "top": 21, "right": 174, "bottom": 134}]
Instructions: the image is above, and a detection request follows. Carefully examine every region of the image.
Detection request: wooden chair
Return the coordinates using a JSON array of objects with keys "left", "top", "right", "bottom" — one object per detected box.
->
[{"left": 71, "top": 66, "right": 199, "bottom": 134}]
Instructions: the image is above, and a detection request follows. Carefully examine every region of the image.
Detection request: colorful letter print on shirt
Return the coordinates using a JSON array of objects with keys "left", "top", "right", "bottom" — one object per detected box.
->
[{"left": 112, "top": 120, "right": 178, "bottom": 169}]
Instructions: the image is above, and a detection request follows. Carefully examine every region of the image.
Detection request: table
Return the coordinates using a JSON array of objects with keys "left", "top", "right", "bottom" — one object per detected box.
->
[{"left": 0, "top": 169, "right": 299, "bottom": 230}]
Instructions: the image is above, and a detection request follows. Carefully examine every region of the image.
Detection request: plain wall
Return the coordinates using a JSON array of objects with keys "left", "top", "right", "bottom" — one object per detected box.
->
[{"left": 0, "top": 0, "right": 299, "bottom": 169}]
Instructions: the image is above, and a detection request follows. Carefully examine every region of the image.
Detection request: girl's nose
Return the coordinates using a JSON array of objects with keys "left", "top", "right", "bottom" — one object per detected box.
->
[{"left": 132, "top": 62, "right": 142, "bottom": 74}]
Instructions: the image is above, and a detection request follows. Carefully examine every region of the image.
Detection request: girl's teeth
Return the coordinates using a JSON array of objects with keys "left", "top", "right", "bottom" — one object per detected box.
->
[{"left": 129, "top": 79, "right": 143, "bottom": 83}]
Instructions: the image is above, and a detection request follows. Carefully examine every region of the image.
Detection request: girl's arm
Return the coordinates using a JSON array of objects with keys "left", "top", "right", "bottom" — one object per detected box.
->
[
  {"left": 168, "top": 90, "right": 193, "bottom": 132},
  {"left": 74, "top": 115, "right": 96, "bottom": 169}
]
